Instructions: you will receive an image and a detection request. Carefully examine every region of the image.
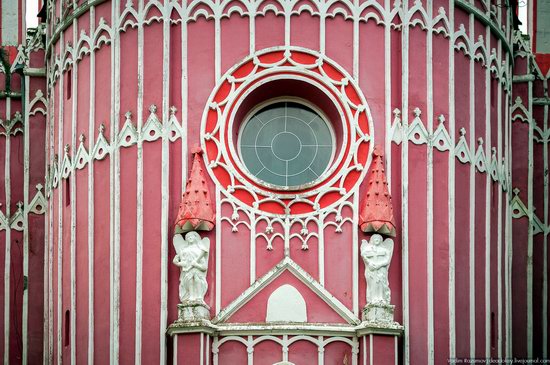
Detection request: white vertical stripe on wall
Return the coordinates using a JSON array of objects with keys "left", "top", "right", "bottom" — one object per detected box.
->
[
  {"left": 497, "top": 39, "right": 503, "bottom": 360},
  {"left": 160, "top": 6, "right": 171, "bottom": 363},
  {"left": 448, "top": 0, "right": 456, "bottom": 359},
  {"left": 484, "top": 28, "right": 491, "bottom": 359},
  {"left": 47, "top": 68, "right": 56, "bottom": 365},
  {"left": 384, "top": 0, "right": 392, "bottom": 186},
  {"left": 109, "top": 0, "right": 122, "bottom": 361},
  {"left": 353, "top": 191, "right": 359, "bottom": 316},
  {"left": 70, "top": 17, "right": 78, "bottom": 365},
  {"left": 87, "top": 7, "right": 96, "bottom": 365},
  {"left": 135, "top": 1, "right": 145, "bottom": 364},
  {"left": 426, "top": 0, "right": 435, "bottom": 363},
  {"left": 181, "top": 1, "right": 188, "bottom": 189},
  {"left": 56, "top": 31, "right": 65, "bottom": 365},
  {"left": 468, "top": 12, "right": 476, "bottom": 359},
  {"left": 526, "top": 55, "right": 534, "bottom": 359},
  {"left": 401, "top": 0, "right": 410, "bottom": 362},
  {"left": 22, "top": 73, "right": 30, "bottom": 365},
  {"left": 216, "top": 188, "right": 221, "bottom": 315},
  {"left": 3, "top": 94, "right": 12, "bottom": 365}
]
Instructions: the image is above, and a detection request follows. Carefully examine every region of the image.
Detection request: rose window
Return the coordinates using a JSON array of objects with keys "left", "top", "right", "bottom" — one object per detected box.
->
[{"left": 238, "top": 100, "right": 334, "bottom": 189}]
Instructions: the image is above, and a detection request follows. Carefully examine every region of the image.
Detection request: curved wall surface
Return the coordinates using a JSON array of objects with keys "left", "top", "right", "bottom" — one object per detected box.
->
[{"left": 43, "top": 0, "right": 519, "bottom": 363}]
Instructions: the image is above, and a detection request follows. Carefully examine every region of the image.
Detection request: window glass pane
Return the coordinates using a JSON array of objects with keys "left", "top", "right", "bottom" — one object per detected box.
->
[{"left": 239, "top": 101, "right": 334, "bottom": 188}]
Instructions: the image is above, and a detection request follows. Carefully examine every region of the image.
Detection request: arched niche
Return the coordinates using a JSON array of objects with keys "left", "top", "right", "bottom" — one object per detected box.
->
[{"left": 266, "top": 284, "right": 307, "bottom": 323}]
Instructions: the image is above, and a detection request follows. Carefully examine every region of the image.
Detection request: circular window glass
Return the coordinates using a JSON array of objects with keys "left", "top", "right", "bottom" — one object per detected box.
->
[{"left": 239, "top": 101, "right": 334, "bottom": 189}]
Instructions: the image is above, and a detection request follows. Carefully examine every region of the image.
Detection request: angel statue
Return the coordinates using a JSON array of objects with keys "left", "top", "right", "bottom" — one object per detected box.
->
[
  {"left": 360, "top": 234, "right": 394, "bottom": 305},
  {"left": 173, "top": 231, "right": 210, "bottom": 304}
]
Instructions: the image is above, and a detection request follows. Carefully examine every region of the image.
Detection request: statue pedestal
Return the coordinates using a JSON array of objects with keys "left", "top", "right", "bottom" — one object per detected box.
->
[
  {"left": 177, "top": 301, "right": 211, "bottom": 322},
  {"left": 356, "top": 306, "right": 404, "bottom": 365},
  {"left": 168, "top": 302, "right": 215, "bottom": 365},
  {"left": 362, "top": 302, "right": 397, "bottom": 325}
]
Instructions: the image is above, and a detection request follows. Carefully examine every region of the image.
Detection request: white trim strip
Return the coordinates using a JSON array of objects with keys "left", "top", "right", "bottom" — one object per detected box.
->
[
  {"left": 160, "top": 8, "right": 171, "bottom": 363},
  {"left": 22, "top": 73, "right": 30, "bottom": 365},
  {"left": 426, "top": 1, "right": 434, "bottom": 363},
  {"left": 70, "top": 18, "right": 79, "bottom": 365},
  {"left": 87, "top": 7, "right": 96, "bottom": 365},
  {"left": 448, "top": 0, "right": 456, "bottom": 359},
  {"left": 468, "top": 13, "right": 476, "bottom": 359},
  {"left": 134, "top": 1, "right": 144, "bottom": 363}
]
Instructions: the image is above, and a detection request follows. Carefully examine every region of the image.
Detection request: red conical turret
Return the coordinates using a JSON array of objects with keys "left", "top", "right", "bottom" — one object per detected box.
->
[
  {"left": 359, "top": 145, "right": 396, "bottom": 237},
  {"left": 174, "top": 146, "right": 215, "bottom": 234}
]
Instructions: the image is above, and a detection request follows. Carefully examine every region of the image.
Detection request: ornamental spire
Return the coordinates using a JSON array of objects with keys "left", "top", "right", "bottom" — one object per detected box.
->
[
  {"left": 359, "top": 145, "right": 396, "bottom": 237},
  {"left": 174, "top": 146, "right": 215, "bottom": 234}
]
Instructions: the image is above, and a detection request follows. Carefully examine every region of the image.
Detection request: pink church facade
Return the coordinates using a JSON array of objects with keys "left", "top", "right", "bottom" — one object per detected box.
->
[{"left": 1, "top": 0, "right": 550, "bottom": 364}]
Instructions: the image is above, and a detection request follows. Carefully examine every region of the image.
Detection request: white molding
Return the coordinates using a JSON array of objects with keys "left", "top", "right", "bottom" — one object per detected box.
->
[
  {"left": 484, "top": 27, "right": 491, "bottom": 359},
  {"left": 135, "top": 1, "right": 144, "bottom": 363},
  {"left": 87, "top": 7, "right": 96, "bottom": 365},
  {"left": 70, "top": 17, "right": 79, "bottom": 365},
  {"left": 56, "top": 31, "right": 65, "bottom": 365},
  {"left": 401, "top": 1, "right": 410, "bottom": 363},
  {"left": 160, "top": 8, "right": 171, "bottom": 363},
  {"left": 426, "top": 1, "right": 434, "bottom": 363},
  {"left": 468, "top": 13, "right": 476, "bottom": 359},
  {"left": 22, "top": 74, "right": 30, "bottom": 365},
  {"left": 353, "top": 190, "right": 359, "bottom": 316},
  {"left": 448, "top": 0, "right": 456, "bottom": 359},
  {"left": 213, "top": 257, "right": 360, "bottom": 325}
]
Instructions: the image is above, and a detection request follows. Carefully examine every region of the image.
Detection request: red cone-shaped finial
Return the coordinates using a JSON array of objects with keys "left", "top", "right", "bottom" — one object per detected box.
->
[
  {"left": 174, "top": 146, "right": 215, "bottom": 234},
  {"left": 359, "top": 145, "right": 396, "bottom": 237}
]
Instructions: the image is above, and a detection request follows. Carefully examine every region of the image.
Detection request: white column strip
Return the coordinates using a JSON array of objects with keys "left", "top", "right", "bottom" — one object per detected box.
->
[
  {"left": 497, "top": 40, "right": 503, "bottom": 360},
  {"left": 448, "top": 0, "right": 456, "bottom": 359},
  {"left": 401, "top": 1, "right": 410, "bottom": 363},
  {"left": 249, "top": 12, "right": 255, "bottom": 55},
  {"left": 57, "top": 32, "right": 65, "bottom": 365},
  {"left": 181, "top": 3, "right": 188, "bottom": 188},
  {"left": 43, "top": 79, "right": 52, "bottom": 365},
  {"left": 369, "top": 334, "right": 373, "bottom": 365},
  {"left": 160, "top": 6, "right": 171, "bottom": 363},
  {"left": 384, "top": 0, "right": 392, "bottom": 186},
  {"left": 247, "top": 335, "right": 253, "bottom": 365},
  {"left": 173, "top": 335, "right": 178, "bottom": 365},
  {"left": 362, "top": 335, "right": 366, "bottom": 365},
  {"left": 318, "top": 214, "right": 325, "bottom": 286},
  {"left": 353, "top": 191, "right": 359, "bottom": 316},
  {"left": 352, "top": 3, "right": 359, "bottom": 81},
  {"left": 526, "top": 54, "right": 534, "bottom": 359},
  {"left": 47, "top": 71, "right": 56, "bottom": 365},
  {"left": 215, "top": 14, "right": 221, "bottom": 81},
  {"left": 484, "top": 29, "right": 491, "bottom": 359},
  {"left": 216, "top": 188, "right": 221, "bottom": 314},
  {"left": 468, "top": 12, "right": 476, "bottom": 359},
  {"left": 88, "top": 7, "right": 96, "bottom": 365},
  {"left": 426, "top": 1, "right": 434, "bottom": 363},
  {"left": 319, "top": 14, "right": 325, "bottom": 55},
  {"left": 70, "top": 18, "right": 79, "bottom": 365},
  {"left": 250, "top": 212, "right": 256, "bottom": 285},
  {"left": 135, "top": 2, "right": 144, "bottom": 364},
  {"left": 200, "top": 333, "right": 204, "bottom": 365},
  {"left": 22, "top": 74, "right": 30, "bottom": 365},
  {"left": 3, "top": 95, "right": 12, "bottom": 365},
  {"left": 110, "top": 0, "right": 122, "bottom": 362}
]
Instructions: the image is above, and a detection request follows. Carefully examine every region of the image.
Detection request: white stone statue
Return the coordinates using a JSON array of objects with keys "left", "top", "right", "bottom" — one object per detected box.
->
[
  {"left": 173, "top": 231, "right": 210, "bottom": 304},
  {"left": 360, "top": 234, "right": 394, "bottom": 305}
]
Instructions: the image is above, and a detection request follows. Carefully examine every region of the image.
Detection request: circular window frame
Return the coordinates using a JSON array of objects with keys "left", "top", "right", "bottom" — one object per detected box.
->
[
  {"left": 224, "top": 73, "right": 351, "bottom": 200},
  {"left": 237, "top": 96, "right": 337, "bottom": 191},
  {"left": 200, "top": 47, "right": 374, "bottom": 217}
]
